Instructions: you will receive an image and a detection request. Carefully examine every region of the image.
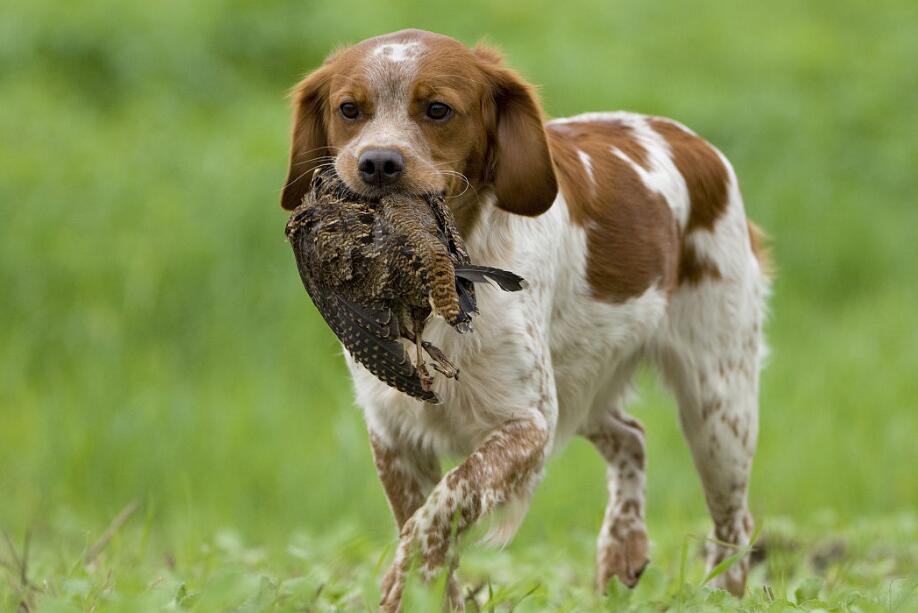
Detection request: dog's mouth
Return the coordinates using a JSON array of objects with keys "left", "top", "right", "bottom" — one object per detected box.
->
[
  {"left": 314, "top": 166, "right": 446, "bottom": 206},
  {"left": 344, "top": 180, "right": 446, "bottom": 204},
  {"left": 351, "top": 182, "right": 401, "bottom": 200}
]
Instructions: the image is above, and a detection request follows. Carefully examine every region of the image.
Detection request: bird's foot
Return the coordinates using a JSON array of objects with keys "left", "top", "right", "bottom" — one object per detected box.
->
[
  {"left": 422, "top": 342, "right": 459, "bottom": 380},
  {"left": 418, "top": 362, "right": 434, "bottom": 391}
]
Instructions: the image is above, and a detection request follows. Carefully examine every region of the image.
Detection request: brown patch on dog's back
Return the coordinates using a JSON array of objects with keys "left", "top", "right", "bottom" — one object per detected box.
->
[
  {"left": 547, "top": 119, "right": 678, "bottom": 302},
  {"left": 649, "top": 118, "right": 733, "bottom": 286},
  {"left": 679, "top": 242, "right": 723, "bottom": 285},
  {"left": 649, "top": 118, "right": 730, "bottom": 234},
  {"left": 551, "top": 119, "right": 652, "bottom": 171}
]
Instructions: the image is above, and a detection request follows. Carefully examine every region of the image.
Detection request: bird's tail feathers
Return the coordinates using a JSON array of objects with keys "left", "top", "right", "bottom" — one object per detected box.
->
[{"left": 454, "top": 265, "right": 527, "bottom": 292}]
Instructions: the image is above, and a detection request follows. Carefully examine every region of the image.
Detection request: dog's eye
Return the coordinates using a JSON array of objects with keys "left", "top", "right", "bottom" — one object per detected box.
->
[
  {"left": 339, "top": 102, "right": 359, "bottom": 120},
  {"left": 426, "top": 102, "right": 452, "bottom": 122}
]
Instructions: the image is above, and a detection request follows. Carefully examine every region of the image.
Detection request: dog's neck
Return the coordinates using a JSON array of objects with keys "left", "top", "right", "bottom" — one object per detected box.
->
[{"left": 448, "top": 188, "right": 491, "bottom": 240}]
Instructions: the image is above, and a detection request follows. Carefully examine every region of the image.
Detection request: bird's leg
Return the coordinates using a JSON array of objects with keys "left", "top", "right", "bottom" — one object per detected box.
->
[
  {"left": 416, "top": 340, "right": 433, "bottom": 391},
  {"left": 423, "top": 341, "right": 458, "bottom": 380},
  {"left": 412, "top": 314, "right": 433, "bottom": 391}
]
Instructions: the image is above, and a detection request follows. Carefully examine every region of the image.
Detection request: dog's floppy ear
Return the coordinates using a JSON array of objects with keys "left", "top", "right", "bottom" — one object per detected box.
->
[
  {"left": 475, "top": 45, "right": 557, "bottom": 216},
  {"left": 281, "top": 66, "right": 333, "bottom": 211}
]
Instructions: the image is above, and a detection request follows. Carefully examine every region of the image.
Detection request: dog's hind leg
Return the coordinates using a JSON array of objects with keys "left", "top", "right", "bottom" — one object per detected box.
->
[
  {"left": 655, "top": 263, "right": 767, "bottom": 596},
  {"left": 583, "top": 407, "right": 650, "bottom": 592}
]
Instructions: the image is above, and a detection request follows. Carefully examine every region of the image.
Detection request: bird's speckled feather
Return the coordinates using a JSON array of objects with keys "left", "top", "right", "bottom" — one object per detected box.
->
[{"left": 285, "top": 168, "right": 526, "bottom": 403}]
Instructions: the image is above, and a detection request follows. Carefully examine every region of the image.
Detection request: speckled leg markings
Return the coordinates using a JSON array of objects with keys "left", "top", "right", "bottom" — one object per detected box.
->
[
  {"left": 585, "top": 410, "right": 650, "bottom": 591},
  {"left": 708, "top": 505, "right": 755, "bottom": 596},
  {"left": 683, "top": 366, "right": 758, "bottom": 598},
  {"left": 379, "top": 418, "right": 549, "bottom": 612},
  {"left": 369, "top": 433, "right": 441, "bottom": 529},
  {"left": 369, "top": 433, "right": 465, "bottom": 609},
  {"left": 657, "top": 274, "right": 765, "bottom": 596},
  {"left": 656, "top": 347, "right": 760, "bottom": 596}
]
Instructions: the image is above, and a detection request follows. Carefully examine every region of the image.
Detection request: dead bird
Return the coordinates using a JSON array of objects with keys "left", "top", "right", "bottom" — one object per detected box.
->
[{"left": 285, "top": 167, "right": 526, "bottom": 403}]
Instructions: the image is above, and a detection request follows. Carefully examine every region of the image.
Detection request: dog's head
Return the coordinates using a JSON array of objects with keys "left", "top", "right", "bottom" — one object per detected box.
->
[{"left": 280, "top": 29, "right": 557, "bottom": 216}]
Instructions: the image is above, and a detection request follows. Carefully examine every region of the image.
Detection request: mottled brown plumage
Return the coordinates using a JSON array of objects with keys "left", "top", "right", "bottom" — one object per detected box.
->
[{"left": 285, "top": 168, "right": 526, "bottom": 403}]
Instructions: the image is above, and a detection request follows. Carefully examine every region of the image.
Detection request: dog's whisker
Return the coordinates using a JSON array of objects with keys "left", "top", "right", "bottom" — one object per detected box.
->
[
  {"left": 281, "top": 161, "right": 337, "bottom": 194},
  {"left": 292, "top": 155, "right": 337, "bottom": 167},
  {"left": 293, "top": 145, "right": 342, "bottom": 156}
]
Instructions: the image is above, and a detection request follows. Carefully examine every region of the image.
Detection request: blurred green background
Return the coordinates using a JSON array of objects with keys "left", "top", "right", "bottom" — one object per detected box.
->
[{"left": 2, "top": 0, "right": 917, "bottom": 608}]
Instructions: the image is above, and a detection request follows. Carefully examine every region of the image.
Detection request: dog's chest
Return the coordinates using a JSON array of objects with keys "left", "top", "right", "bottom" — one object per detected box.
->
[{"left": 349, "top": 281, "right": 543, "bottom": 456}]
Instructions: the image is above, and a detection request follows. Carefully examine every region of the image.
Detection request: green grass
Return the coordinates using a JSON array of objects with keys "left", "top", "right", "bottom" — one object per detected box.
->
[
  {"left": 2, "top": 0, "right": 917, "bottom": 610},
  {"left": 4, "top": 514, "right": 917, "bottom": 611}
]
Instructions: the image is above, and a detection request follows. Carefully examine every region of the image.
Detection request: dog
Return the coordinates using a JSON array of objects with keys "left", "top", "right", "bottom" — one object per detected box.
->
[{"left": 280, "top": 29, "right": 769, "bottom": 611}]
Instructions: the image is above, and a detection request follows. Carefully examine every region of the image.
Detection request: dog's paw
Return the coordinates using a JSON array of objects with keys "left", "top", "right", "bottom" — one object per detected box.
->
[{"left": 596, "top": 527, "right": 650, "bottom": 591}]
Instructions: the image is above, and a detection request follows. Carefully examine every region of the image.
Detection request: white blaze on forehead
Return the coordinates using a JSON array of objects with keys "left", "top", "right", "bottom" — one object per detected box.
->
[
  {"left": 365, "top": 40, "right": 425, "bottom": 99},
  {"left": 372, "top": 41, "right": 423, "bottom": 63}
]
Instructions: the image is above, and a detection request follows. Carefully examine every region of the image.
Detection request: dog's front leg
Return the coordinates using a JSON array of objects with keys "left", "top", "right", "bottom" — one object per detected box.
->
[
  {"left": 369, "top": 432, "right": 441, "bottom": 529},
  {"left": 379, "top": 415, "right": 549, "bottom": 612}
]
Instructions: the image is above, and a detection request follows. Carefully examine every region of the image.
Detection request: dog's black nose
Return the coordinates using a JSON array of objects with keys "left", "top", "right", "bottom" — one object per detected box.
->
[{"left": 357, "top": 149, "right": 405, "bottom": 187}]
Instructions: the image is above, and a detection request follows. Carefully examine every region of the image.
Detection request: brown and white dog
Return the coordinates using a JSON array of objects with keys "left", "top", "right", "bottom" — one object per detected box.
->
[{"left": 281, "top": 29, "right": 769, "bottom": 611}]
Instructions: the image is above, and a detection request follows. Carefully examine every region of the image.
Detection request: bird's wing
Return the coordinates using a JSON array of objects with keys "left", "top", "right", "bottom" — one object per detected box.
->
[
  {"left": 298, "top": 271, "right": 439, "bottom": 403},
  {"left": 427, "top": 195, "right": 471, "bottom": 265}
]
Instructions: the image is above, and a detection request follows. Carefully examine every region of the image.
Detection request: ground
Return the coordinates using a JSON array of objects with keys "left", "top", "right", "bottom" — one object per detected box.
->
[
  {"left": 1, "top": 0, "right": 917, "bottom": 611},
  {"left": 4, "top": 513, "right": 917, "bottom": 611}
]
